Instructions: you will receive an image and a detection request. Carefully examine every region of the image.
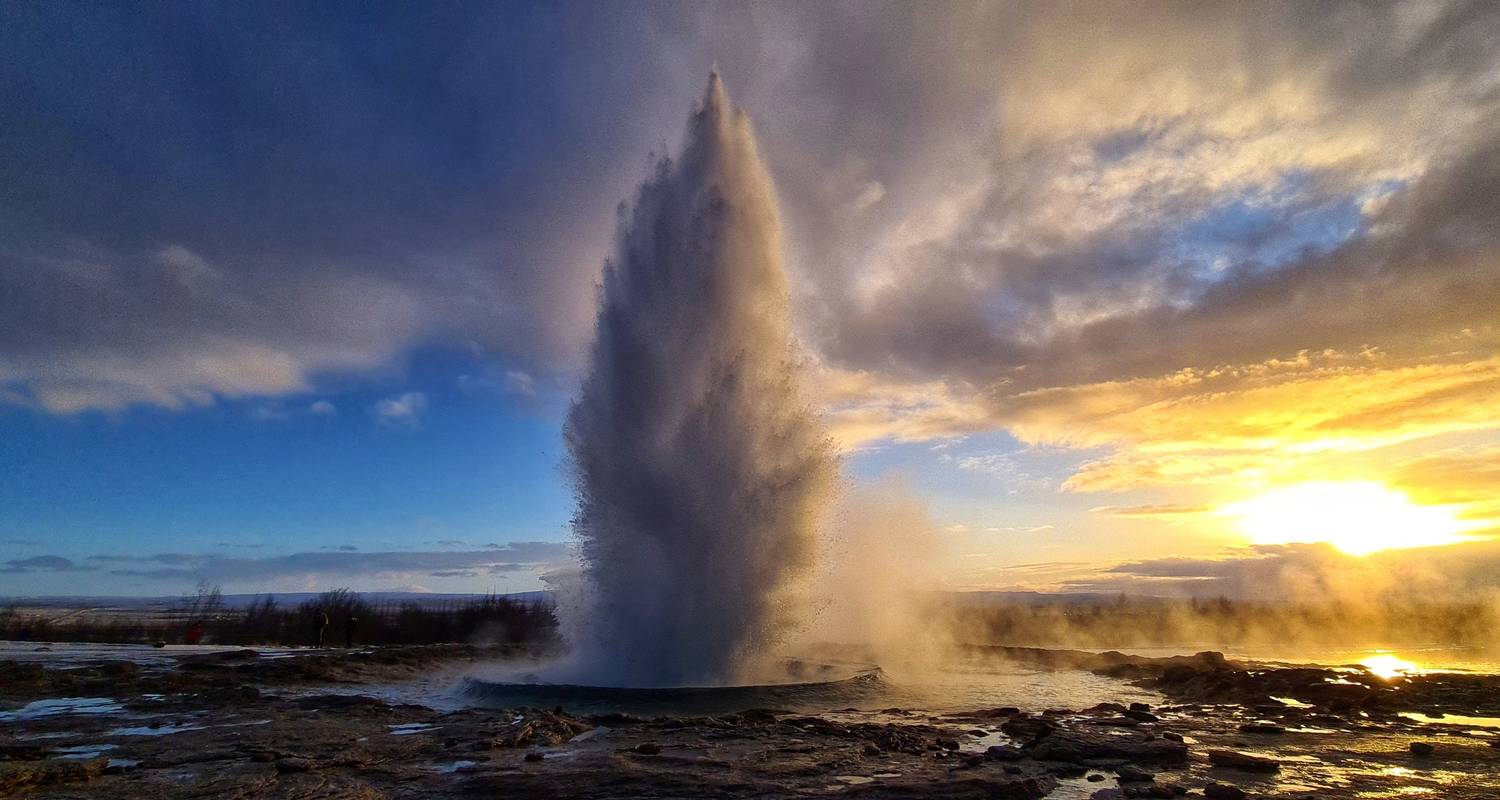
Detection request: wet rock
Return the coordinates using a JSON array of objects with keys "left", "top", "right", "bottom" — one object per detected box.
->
[
  {"left": 1122, "top": 709, "right": 1158, "bottom": 723},
  {"left": 862, "top": 744, "right": 882, "bottom": 756},
  {"left": 1207, "top": 750, "right": 1279, "bottom": 772},
  {"left": 1237, "top": 722, "right": 1285, "bottom": 734},
  {"left": 1115, "top": 765, "right": 1154, "bottom": 782},
  {"left": 1088, "top": 773, "right": 1106, "bottom": 782},
  {"left": 1128, "top": 703, "right": 1152, "bottom": 713},
  {"left": 937, "top": 737, "right": 961, "bottom": 751},
  {"left": 1001, "top": 715, "right": 1055, "bottom": 744},
  {"left": 986, "top": 744, "right": 1025, "bottom": 761},
  {"left": 1409, "top": 741, "right": 1435, "bottom": 756},
  {"left": 1203, "top": 783, "right": 1248, "bottom": 800},
  {"left": 523, "top": 751, "right": 545, "bottom": 762},
  {"left": 0, "top": 757, "right": 108, "bottom": 792},
  {"left": 633, "top": 742, "right": 661, "bottom": 755},
  {"left": 1122, "top": 784, "right": 1185, "bottom": 798},
  {"left": 1003, "top": 764, "right": 1023, "bottom": 774},
  {"left": 1160, "top": 732, "right": 1183, "bottom": 743},
  {"left": 274, "top": 756, "right": 316, "bottom": 773},
  {"left": 1043, "top": 762, "right": 1086, "bottom": 777},
  {"left": 1029, "top": 728, "right": 1188, "bottom": 764}
]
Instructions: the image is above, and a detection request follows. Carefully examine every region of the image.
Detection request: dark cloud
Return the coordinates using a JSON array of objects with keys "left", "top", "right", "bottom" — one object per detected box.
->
[
  {"left": 2, "top": 555, "right": 94, "bottom": 573},
  {"left": 97, "top": 542, "right": 568, "bottom": 585}
]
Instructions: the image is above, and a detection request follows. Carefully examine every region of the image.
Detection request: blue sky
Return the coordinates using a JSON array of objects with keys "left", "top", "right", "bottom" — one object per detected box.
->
[{"left": 4, "top": 2, "right": 1500, "bottom": 599}]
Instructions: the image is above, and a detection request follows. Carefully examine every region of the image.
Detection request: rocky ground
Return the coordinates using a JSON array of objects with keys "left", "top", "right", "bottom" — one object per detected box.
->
[{"left": 3, "top": 645, "right": 1499, "bottom": 799}]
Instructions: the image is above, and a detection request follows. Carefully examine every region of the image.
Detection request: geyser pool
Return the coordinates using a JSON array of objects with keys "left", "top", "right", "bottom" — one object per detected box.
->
[{"left": 558, "top": 73, "right": 839, "bottom": 688}]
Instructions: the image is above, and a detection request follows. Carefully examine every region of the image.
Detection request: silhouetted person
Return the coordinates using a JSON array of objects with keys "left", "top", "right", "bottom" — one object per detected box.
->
[
  {"left": 315, "top": 610, "right": 330, "bottom": 648},
  {"left": 344, "top": 614, "right": 358, "bottom": 648},
  {"left": 184, "top": 621, "right": 205, "bottom": 645}
]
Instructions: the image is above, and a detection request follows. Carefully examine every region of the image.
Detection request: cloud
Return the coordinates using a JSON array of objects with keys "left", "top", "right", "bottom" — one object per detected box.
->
[
  {"left": 308, "top": 400, "right": 337, "bottom": 417},
  {"left": 94, "top": 542, "right": 570, "bottom": 587},
  {"left": 2, "top": 1, "right": 1497, "bottom": 515},
  {"left": 2, "top": 555, "right": 93, "bottom": 573},
  {"left": 1062, "top": 539, "right": 1500, "bottom": 601},
  {"left": 372, "top": 392, "right": 427, "bottom": 427}
]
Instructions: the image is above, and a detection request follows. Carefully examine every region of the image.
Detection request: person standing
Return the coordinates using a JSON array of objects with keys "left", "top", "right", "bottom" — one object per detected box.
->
[{"left": 316, "top": 610, "right": 330, "bottom": 648}]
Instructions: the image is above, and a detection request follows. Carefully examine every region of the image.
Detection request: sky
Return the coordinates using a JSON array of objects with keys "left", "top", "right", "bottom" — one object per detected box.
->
[{"left": 2, "top": 1, "right": 1498, "bottom": 599}]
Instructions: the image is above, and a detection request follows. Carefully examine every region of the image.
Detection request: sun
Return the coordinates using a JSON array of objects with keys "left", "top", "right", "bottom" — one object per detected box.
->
[{"left": 1222, "top": 481, "right": 1473, "bottom": 556}]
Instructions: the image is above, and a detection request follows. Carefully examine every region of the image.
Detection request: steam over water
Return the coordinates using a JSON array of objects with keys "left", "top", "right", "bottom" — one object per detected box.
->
[{"left": 562, "top": 74, "right": 839, "bottom": 688}]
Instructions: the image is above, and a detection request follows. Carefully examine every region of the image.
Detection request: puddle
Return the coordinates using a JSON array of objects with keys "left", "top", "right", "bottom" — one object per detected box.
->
[
  {"left": 389, "top": 723, "right": 436, "bottom": 736},
  {"left": 107, "top": 719, "right": 269, "bottom": 737},
  {"left": 1271, "top": 696, "right": 1313, "bottom": 708},
  {"left": 0, "top": 697, "right": 123, "bottom": 722},
  {"left": 1399, "top": 712, "right": 1500, "bottom": 729},
  {"left": 435, "top": 760, "right": 478, "bottom": 773},
  {"left": 568, "top": 726, "right": 608, "bottom": 743},
  {"left": 107, "top": 758, "right": 141, "bottom": 770},
  {"left": 107, "top": 722, "right": 206, "bottom": 737},
  {"left": 53, "top": 743, "right": 117, "bottom": 759}
]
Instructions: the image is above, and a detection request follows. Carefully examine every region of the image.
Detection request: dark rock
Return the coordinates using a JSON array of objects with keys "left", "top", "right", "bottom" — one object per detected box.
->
[
  {"left": 1237, "top": 722, "right": 1285, "bottom": 734},
  {"left": 1003, "top": 764, "right": 1023, "bottom": 774},
  {"left": 1207, "top": 750, "right": 1279, "bottom": 772},
  {"left": 1203, "top": 783, "right": 1248, "bottom": 800},
  {"left": 1122, "top": 709, "right": 1158, "bottom": 723},
  {"left": 1088, "top": 773, "right": 1106, "bottom": 782},
  {"left": 1115, "top": 765, "right": 1154, "bottom": 782},
  {"left": 1409, "top": 741, "right": 1435, "bottom": 757},
  {"left": 523, "top": 751, "right": 544, "bottom": 762},
  {"left": 937, "top": 737, "right": 961, "bottom": 751},
  {"left": 1030, "top": 728, "right": 1188, "bottom": 764},
  {"left": 633, "top": 742, "right": 661, "bottom": 755},
  {"left": 1161, "top": 732, "right": 1183, "bottom": 742},
  {"left": 863, "top": 744, "right": 882, "bottom": 756},
  {"left": 248, "top": 751, "right": 276, "bottom": 763},
  {"left": 986, "top": 744, "right": 1025, "bottom": 761},
  {"left": 274, "top": 757, "right": 315, "bottom": 773},
  {"left": 1047, "top": 762, "right": 1088, "bottom": 777},
  {"left": 1128, "top": 703, "right": 1151, "bottom": 713}
]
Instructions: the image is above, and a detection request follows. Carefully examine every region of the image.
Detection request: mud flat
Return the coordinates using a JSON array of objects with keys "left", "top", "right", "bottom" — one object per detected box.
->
[{"left": 3, "top": 645, "right": 1499, "bottom": 798}]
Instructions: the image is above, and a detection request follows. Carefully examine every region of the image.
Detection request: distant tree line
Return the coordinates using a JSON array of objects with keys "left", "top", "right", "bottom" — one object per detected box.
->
[{"left": 0, "top": 586, "right": 558, "bottom": 648}]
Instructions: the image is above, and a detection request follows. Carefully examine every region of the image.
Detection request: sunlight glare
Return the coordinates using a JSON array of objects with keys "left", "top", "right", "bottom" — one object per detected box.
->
[
  {"left": 1224, "top": 481, "right": 1471, "bottom": 556},
  {"left": 1360, "top": 653, "right": 1416, "bottom": 680}
]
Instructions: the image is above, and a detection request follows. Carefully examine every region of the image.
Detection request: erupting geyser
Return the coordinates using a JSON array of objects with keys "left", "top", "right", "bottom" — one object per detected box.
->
[{"left": 562, "top": 74, "right": 839, "bottom": 687}]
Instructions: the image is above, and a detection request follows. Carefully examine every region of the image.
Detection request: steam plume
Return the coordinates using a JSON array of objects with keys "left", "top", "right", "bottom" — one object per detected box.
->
[{"left": 562, "top": 74, "right": 839, "bottom": 687}]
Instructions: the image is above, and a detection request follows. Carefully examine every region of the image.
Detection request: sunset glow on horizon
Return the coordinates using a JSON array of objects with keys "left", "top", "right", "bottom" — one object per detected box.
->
[{"left": 1224, "top": 481, "right": 1476, "bottom": 556}]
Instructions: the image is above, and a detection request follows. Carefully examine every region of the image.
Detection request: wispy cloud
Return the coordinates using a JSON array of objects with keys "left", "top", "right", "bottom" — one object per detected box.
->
[{"left": 372, "top": 392, "right": 427, "bottom": 427}]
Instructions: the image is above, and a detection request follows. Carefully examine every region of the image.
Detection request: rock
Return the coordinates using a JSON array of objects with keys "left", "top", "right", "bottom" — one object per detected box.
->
[
  {"left": 248, "top": 751, "right": 277, "bottom": 763},
  {"left": 863, "top": 744, "right": 882, "bottom": 756},
  {"left": 1003, "top": 764, "right": 1023, "bottom": 774},
  {"left": 1122, "top": 709, "right": 1158, "bottom": 723},
  {"left": 1029, "top": 728, "right": 1189, "bottom": 764},
  {"left": 937, "top": 737, "right": 961, "bottom": 751},
  {"left": 1047, "top": 763, "right": 1088, "bottom": 777},
  {"left": 0, "top": 758, "right": 107, "bottom": 793},
  {"left": 524, "top": 751, "right": 545, "bottom": 762},
  {"left": 1207, "top": 750, "right": 1279, "bottom": 772},
  {"left": 1409, "top": 741, "right": 1435, "bottom": 757},
  {"left": 1115, "top": 765, "right": 1154, "bottom": 782},
  {"left": 274, "top": 757, "right": 316, "bottom": 773},
  {"left": 986, "top": 744, "right": 1025, "bottom": 761},
  {"left": 1088, "top": 773, "right": 1106, "bottom": 781},
  {"left": 1238, "top": 722, "right": 1285, "bottom": 734},
  {"left": 1203, "top": 783, "right": 1248, "bottom": 800},
  {"left": 1128, "top": 703, "right": 1152, "bottom": 713},
  {"left": 1161, "top": 732, "right": 1183, "bottom": 742},
  {"left": 633, "top": 742, "right": 661, "bottom": 755}
]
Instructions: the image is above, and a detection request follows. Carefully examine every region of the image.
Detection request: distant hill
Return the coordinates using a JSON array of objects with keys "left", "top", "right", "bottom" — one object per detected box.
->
[{"left": 0, "top": 590, "right": 554, "bottom": 610}]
